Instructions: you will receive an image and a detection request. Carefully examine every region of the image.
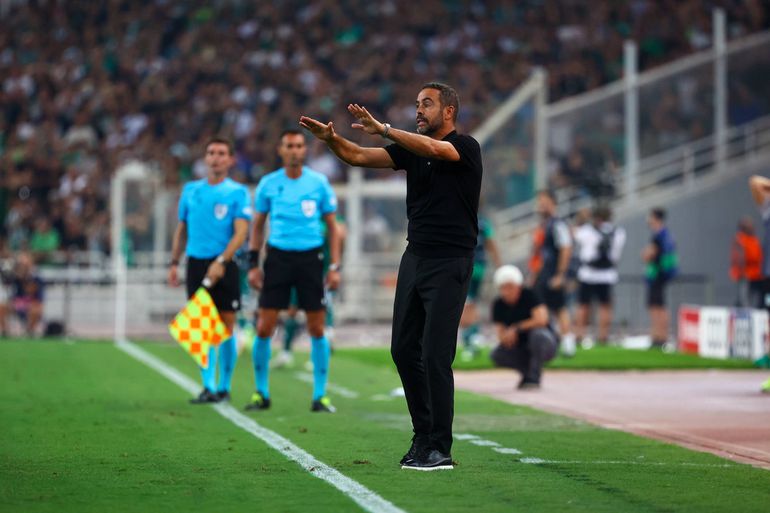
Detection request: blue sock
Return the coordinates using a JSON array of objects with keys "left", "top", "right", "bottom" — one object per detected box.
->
[
  {"left": 310, "top": 335, "right": 330, "bottom": 401},
  {"left": 200, "top": 345, "right": 217, "bottom": 392},
  {"left": 252, "top": 336, "right": 271, "bottom": 398},
  {"left": 217, "top": 336, "right": 237, "bottom": 393}
]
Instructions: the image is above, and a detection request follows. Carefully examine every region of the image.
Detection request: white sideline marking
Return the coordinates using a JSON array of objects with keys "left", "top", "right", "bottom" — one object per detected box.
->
[
  {"left": 493, "top": 448, "right": 523, "bottom": 455},
  {"left": 470, "top": 440, "right": 500, "bottom": 447},
  {"left": 116, "top": 340, "right": 406, "bottom": 513},
  {"left": 519, "top": 458, "right": 737, "bottom": 468},
  {"left": 454, "top": 433, "right": 480, "bottom": 441},
  {"left": 294, "top": 372, "right": 360, "bottom": 399}
]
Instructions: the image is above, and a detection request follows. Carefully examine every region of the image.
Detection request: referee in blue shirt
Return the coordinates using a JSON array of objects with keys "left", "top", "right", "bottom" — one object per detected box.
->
[
  {"left": 168, "top": 137, "right": 252, "bottom": 404},
  {"left": 246, "top": 129, "right": 341, "bottom": 413}
]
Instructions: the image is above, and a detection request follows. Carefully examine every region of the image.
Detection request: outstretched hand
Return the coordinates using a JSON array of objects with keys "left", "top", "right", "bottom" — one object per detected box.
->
[
  {"left": 299, "top": 116, "right": 336, "bottom": 142},
  {"left": 348, "top": 104, "right": 384, "bottom": 136}
]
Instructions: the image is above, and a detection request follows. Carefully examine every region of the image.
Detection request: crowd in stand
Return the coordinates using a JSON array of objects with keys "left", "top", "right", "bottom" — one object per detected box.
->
[{"left": 1, "top": 0, "right": 768, "bottom": 261}]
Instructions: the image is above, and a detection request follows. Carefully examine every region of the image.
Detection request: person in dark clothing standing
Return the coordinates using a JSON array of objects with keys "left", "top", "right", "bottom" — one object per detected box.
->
[{"left": 300, "top": 82, "right": 482, "bottom": 471}]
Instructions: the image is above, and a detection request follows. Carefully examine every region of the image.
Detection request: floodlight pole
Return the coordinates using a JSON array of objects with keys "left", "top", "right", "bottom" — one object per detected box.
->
[
  {"left": 624, "top": 40, "right": 639, "bottom": 202},
  {"left": 714, "top": 8, "right": 727, "bottom": 175}
]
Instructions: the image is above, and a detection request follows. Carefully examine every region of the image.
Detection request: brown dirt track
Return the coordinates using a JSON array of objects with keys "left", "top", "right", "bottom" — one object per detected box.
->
[{"left": 455, "top": 369, "right": 770, "bottom": 470}]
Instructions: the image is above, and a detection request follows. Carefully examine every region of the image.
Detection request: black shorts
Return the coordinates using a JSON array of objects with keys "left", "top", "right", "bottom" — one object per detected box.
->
[
  {"left": 259, "top": 245, "right": 325, "bottom": 311},
  {"left": 186, "top": 257, "right": 241, "bottom": 312},
  {"left": 578, "top": 282, "right": 612, "bottom": 305},
  {"left": 647, "top": 279, "right": 668, "bottom": 307},
  {"left": 535, "top": 279, "right": 566, "bottom": 312}
]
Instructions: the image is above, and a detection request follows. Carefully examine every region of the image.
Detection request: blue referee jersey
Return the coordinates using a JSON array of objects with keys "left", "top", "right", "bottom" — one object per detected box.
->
[
  {"left": 254, "top": 167, "right": 337, "bottom": 251},
  {"left": 178, "top": 178, "right": 252, "bottom": 259}
]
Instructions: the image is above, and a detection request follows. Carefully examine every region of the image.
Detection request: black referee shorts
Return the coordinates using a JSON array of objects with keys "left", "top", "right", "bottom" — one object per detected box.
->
[
  {"left": 259, "top": 245, "right": 325, "bottom": 311},
  {"left": 186, "top": 257, "right": 241, "bottom": 312}
]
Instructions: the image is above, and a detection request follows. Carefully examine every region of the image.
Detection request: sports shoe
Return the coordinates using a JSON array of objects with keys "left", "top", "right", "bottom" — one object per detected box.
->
[
  {"left": 517, "top": 379, "right": 540, "bottom": 390},
  {"left": 311, "top": 396, "right": 336, "bottom": 413},
  {"left": 272, "top": 350, "right": 294, "bottom": 369},
  {"left": 400, "top": 435, "right": 429, "bottom": 466},
  {"left": 216, "top": 391, "right": 231, "bottom": 402},
  {"left": 761, "top": 377, "right": 770, "bottom": 394},
  {"left": 244, "top": 392, "right": 271, "bottom": 411},
  {"left": 401, "top": 449, "right": 453, "bottom": 471},
  {"left": 190, "top": 388, "right": 219, "bottom": 404},
  {"left": 561, "top": 334, "right": 577, "bottom": 357}
]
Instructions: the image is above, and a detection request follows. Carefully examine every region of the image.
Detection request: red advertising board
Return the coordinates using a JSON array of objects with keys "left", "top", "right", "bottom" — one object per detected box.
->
[{"left": 678, "top": 305, "right": 700, "bottom": 354}]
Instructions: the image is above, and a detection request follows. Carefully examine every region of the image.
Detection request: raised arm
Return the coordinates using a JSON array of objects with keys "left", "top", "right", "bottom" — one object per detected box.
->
[
  {"left": 347, "top": 104, "right": 461, "bottom": 161},
  {"left": 299, "top": 116, "right": 394, "bottom": 168},
  {"left": 749, "top": 175, "right": 770, "bottom": 206}
]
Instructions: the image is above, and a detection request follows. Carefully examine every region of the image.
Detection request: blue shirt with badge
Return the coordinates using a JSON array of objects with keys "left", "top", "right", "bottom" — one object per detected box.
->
[
  {"left": 254, "top": 167, "right": 337, "bottom": 251},
  {"left": 178, "top": 177, "right": 252, "bottom": 259}
]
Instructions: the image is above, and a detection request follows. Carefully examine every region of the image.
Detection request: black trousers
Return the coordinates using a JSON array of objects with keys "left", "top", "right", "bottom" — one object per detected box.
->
[
  {"left": 491, "top": 328, "right": 559, "bottom": 383},
  {"left": 390, "top": 249, "right": 473, "bottom": 455}
]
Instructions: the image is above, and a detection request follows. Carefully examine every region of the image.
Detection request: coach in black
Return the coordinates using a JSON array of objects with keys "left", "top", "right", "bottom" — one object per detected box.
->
[{"left": 300, "top": 82, "right": 482, "bottom": 471}]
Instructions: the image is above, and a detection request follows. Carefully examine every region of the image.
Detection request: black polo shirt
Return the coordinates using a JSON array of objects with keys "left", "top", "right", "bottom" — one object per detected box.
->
[{"left": 385, "top": 130, "right": 482, "bottom": 258}]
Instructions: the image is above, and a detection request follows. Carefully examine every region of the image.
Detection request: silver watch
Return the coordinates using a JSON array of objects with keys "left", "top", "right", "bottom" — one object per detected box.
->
[{"left": 381, "top": 123, "right": 391, "bottom": 138}]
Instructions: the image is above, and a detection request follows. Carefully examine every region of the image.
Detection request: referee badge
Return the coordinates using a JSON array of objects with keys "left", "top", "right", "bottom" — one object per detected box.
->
[
  {"left": 214, "top": 204, "right": 229, "bottom": 220},
  {"left": 301, "top": 199, "right": 317, "bottom": 217}
]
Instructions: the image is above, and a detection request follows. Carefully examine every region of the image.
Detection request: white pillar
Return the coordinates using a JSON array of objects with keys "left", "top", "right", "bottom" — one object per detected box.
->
[
  {"left": 624, "top": 40, "right": 639, "bottom": 202},
  {"left": 713, "top": 8, "right": 727, "bottom": 174},
  {"left": 533, "top": 68, "right": 549, "bottom": 191}
]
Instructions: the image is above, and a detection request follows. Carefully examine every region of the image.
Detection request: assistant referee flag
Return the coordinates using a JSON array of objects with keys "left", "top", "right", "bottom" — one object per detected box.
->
[{"left": 168, "top": 287, "right": 230, "bottom": 369}]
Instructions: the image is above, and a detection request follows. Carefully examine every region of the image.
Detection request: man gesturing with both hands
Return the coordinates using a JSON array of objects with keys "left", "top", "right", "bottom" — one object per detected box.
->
[{"left": 301, "top": 82, "right": 483, "bottom": 471}]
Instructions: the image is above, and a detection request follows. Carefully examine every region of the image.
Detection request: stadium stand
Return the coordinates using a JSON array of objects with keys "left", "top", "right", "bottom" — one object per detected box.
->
[{"left": 1, "top": 0, "right": 768, "bottom": 262}]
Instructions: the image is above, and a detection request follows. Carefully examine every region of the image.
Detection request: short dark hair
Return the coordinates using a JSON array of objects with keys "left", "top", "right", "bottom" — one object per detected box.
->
[
  {"left": 421, "top": 82, "right": 460, "bottom": 122},
  {"left": 205, "top": 137, "right": 234, "bottom": 155},
  {"left": 280, "top": 128, "right": 304, "bottom": 140},
  {"left": 593, "top": 205, "right": 612, "bottom": 222},
  {"left": 650, "top": 207, "right": 666, "bottom": 221}
]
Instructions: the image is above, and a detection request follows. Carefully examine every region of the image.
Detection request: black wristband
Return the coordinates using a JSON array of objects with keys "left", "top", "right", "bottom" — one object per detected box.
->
[{"left": 248, "top": 249, "right": 260, "bottom": 269}]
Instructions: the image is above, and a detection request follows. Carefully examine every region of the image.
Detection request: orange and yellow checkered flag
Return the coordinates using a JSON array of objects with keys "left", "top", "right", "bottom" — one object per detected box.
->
[{"left": 168, "top": 287, "right": 230, "bottom": 369}]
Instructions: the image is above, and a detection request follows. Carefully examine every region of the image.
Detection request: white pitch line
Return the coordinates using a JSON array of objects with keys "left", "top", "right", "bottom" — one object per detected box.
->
[
  {"left": 470, "top": 439, "right": 501, "bottom": 447},
  {"left": 493, "top": 448, "right": 522, "bottom": 455},
  {"left": 294, "top": 371, "right": 360, "bottom": 399},
  {"left": 519, "top": 457, "right": 737, "bottom": 468},
  {"left": 116, "top": 340, "right": 406, "bottom": 513},
  {"left": 454, "top": 433, "right": 480, "bottom": 441}
]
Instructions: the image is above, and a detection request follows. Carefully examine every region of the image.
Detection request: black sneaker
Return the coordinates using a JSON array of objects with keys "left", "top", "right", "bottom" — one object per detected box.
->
[
  {"left": 244, "top": 392, "right": 271, "bottom": 411},
  {"left": 311, "top": 396, "right": 336, "bottom": 413},
  {"left": 190, "top": 388, "right": 219, "bottom": 404},
  {"left": 401, "top": 449, "right": 453, "bottom": 471},
  {"left": 399, "top": 435, "right": 429, "bottom": 466},
  {"left": 216, "top": 391, "right": 231, "bottom": 402},
  {"left": 517, "top": 379, "right": 540, "bottom": 390}
]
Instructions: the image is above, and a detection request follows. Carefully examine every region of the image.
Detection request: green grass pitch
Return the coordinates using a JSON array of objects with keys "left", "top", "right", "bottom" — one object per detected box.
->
[{"left": 1, "top": 339, "right": 768, "bottom": 512}]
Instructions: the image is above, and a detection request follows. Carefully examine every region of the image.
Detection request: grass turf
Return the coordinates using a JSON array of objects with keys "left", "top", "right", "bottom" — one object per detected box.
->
[
  {"left": 1, "top": 339, "right": 768, "bottom": 513},
  {"left": 336, "top": 345, "right": 758, "bottom": 371}
]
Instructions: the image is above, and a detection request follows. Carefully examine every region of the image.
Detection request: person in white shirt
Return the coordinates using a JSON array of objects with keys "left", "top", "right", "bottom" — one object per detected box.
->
[{"left": 573, "top": 206, "right": 626, "bottom": 346}]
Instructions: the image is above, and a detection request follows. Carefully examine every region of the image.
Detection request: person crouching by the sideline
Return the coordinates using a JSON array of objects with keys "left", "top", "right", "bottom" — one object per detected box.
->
[{"left": 490, "top": 265, "right": 559, "bottom": 390}]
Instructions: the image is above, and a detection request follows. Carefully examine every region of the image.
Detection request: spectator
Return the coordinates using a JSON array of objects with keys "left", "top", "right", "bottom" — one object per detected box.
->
[
  {"left": 573, "top": 206, "right": 626, "bottom": 346},
  {"left": 729, "top": 216, "right": 763, "bottom": 308},
  {"left": 0, "top": 251, "right": 45, "bottom": 337},
  {"left": 28, "top": 218, "right": 61, "bottom": 263},
  {"left": 642, "top": 207, "right": 678, "bottom": 349},
  {"left": 490, "top": 265, "right": 558, "bottom": 390}
]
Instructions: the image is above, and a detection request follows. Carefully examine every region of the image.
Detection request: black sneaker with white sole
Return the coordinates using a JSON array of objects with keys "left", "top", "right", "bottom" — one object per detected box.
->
[
  {"left": 216, "top": 391, "right": 231, "bottom": 402},
  {"left": 190, "top": 388, "right": 219, "bottom": 404},
  {"left": 401, "top": 449, "right": 453, "bottom": 471},
  {"left": 399, "top": 435, "right": 429, "bottom": 466},
  {"left": 244, "top": 392, "right": 271, "bottom": 411}
]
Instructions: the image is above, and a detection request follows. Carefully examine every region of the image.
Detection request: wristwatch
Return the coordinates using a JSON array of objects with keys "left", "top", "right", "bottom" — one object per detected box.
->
[
  {"left": 215, "top": 255, "right": 227, "bottom": 264},
  {"left": 381, "top": 123, "right": 391, "bottom": 138},
  {"left": 328, "top": 263, "right": 341, "bottom": 272}
]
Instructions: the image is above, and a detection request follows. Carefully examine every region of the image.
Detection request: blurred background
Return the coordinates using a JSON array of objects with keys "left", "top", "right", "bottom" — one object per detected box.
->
[{"left": 0, "top": 0, "right": 769, "bottom": 340}]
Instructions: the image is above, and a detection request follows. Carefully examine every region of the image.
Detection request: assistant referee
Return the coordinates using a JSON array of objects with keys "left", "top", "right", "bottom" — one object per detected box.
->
[
  {"left": 168, "top": 137, "right": 252, "bottom": 404},
  {"left": 300, "top": 82, "right": 482, "bottom": 471}
]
